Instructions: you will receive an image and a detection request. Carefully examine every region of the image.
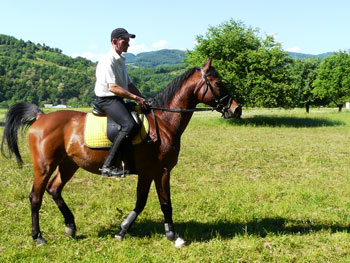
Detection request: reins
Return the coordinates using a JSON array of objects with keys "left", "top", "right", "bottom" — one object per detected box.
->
[{"left": 148, "top": 106, "right": 217, "bottom": 113}]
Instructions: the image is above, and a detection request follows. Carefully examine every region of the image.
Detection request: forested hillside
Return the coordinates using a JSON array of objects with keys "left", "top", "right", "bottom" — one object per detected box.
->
[
  {"left": 125, "top": 49, "right": 186, "bottom": 67},
  {"left": 0, "top": 34, "right": 186, "bottom": 107},
  {"left": 0, "top": 34, "right": 97, "bottom": 107},
  {"left": 288, "top": 52, "right": 334, "bottom": 60}
]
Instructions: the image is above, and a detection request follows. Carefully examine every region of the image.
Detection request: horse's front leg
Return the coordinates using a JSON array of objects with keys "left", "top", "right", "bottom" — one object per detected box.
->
[
  {"left": 154, "top": 167, "right": 183, "bottom": 245},
  {"left": 115, "top": 176, "right": 152, "bottom": 240}
]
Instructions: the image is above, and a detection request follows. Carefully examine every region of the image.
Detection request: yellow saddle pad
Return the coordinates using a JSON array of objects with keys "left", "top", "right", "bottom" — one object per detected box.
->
[{"left": 84, "top": 108, "right": 149, "bottom": 148}]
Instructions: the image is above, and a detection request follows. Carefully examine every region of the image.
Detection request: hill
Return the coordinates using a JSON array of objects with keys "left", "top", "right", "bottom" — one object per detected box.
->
[
  {"left": 124, "top": 49, "right": 186, "bottom": 67},
  {"left": 125, "top": 50, "right": 333, "bottom": 65},
  {"left": 0, "top": 34, "right": 186, "bottom": 107},
  {"left": 288, "top": 51, "right": 334, "bottom": 59},
  {"left": 0, "top": 34, "right": 97, "bottom": 107}
]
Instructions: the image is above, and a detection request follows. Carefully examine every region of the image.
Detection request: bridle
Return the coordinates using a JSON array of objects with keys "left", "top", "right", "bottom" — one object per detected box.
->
[
  {"left": 149, "top": 67, "right": 234, "bottom": 117},
  {"left": 199, "top": 68, "right": 234, "bottom": 117}
]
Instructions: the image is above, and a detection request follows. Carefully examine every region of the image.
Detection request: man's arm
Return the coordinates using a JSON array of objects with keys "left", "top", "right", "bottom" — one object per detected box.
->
[{"left": 108, "top": 83, "right": 148, "bottom": 107}]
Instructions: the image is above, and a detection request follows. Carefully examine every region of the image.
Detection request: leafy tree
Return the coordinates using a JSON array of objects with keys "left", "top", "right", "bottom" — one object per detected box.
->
[
  {"left": 185, "top": 19, "right": 293, "bottom": 107},
  {"left": 313, "top": 51, "right": 350, "bottom": 112},
  {"left": 289, "top": 58, "right": 321, "bottom": 112}
]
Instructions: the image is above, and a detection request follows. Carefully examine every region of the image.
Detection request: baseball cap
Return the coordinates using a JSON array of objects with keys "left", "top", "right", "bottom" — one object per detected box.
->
[{"left": 111, "top": 28, "right": 136, "bottom": 41}]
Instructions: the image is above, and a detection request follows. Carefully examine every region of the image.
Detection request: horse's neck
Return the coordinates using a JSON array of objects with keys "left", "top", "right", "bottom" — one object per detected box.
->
[{"left": 158, "top": 82, "right": 199, "bottom": 138}]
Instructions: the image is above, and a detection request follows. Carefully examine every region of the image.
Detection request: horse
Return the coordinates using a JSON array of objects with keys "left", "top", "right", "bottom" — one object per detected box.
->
[{"left": 1, "top": 59, "right": 242, "bottom": 246}]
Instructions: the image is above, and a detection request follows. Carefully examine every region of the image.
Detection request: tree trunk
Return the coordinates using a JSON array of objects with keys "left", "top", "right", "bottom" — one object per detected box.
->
[
  {"left": 305, "top": 103, "right": 310, "bottom": 113},
  {"left": 338, "top": 104, "right": 343, "bottom": 112}
]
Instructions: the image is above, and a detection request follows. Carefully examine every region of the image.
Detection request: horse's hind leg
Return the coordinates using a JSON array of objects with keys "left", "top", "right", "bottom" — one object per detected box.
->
[
  {"left": 46, "top": 157, "right": 78, "bottom": 237},
  {"left": 29, "top": 160, "right": 58, "bottom": 245}
]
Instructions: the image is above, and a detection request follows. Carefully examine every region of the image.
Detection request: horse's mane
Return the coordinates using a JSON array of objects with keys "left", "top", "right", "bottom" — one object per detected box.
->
[{"left": 149, "top": 67, "right": 199, "bottom": 107}]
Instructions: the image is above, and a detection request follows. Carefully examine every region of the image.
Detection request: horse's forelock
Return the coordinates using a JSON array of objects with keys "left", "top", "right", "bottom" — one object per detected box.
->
[{"left": 206, "top": 66, "right": 219, "bottom": 77}]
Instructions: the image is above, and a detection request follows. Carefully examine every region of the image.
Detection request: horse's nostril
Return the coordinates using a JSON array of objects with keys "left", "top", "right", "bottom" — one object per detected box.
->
[{"left": 234, "top": 106, "right": 242, "bottom": 118}]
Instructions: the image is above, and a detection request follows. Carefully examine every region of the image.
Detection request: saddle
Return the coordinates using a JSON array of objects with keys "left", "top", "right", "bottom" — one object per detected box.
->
[{"left": 84, "top": 101, "right": 149, "bottom": 148}]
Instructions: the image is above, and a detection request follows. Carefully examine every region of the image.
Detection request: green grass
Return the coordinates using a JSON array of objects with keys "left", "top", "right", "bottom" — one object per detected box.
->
[{"left": 2, "top": 108, "right": 350, "bottom": 262}]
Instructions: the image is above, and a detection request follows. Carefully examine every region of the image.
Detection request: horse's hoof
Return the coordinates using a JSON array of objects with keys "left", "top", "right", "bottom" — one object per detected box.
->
[
  {"left": 65, "top": 224, "right": 76, "bottom": 237},
  {"left": 174, "top": 237, "right": 186, "bottom": 248},
  {"left": 114, "top": 233, "right": 124, "bottom": 241},
  {"left": 36, "top": 237, "right": 47, "bottom": 246},
  {"left": 165, "top": 230, "right": 175, "bottom": 241}
]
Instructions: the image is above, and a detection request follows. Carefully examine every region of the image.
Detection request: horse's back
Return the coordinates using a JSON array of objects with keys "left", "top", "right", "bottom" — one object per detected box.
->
[
  {"left": 29, "top": 110, "right": 87, "bottom": 156},
  {"left": 31, "top": 110, "right": 86, "bottom": 132}
]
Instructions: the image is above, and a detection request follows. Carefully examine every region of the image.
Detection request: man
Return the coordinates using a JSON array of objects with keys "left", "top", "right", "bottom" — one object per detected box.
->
[{"left": 95, "top": 28, "right": 148, "bottom": 177}]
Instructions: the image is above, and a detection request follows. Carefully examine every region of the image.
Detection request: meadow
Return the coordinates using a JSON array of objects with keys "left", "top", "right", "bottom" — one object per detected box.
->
[{"left": 1, "top": 107, "right": 350, "bottom": 262}]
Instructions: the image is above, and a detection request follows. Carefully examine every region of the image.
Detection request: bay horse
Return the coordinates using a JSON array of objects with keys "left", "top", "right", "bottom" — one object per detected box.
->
[{"left": 1, "top": 59, "right": 241, "bottom": 245}]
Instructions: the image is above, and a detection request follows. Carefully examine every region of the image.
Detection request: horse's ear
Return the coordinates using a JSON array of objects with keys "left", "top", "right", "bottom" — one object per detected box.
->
[{"left": 202, "top": 59, "right": 212, "bottom": 73}]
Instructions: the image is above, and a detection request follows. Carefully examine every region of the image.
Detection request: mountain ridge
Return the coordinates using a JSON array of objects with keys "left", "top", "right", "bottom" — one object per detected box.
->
[{"left": 123, "top": 50, "right": 334, "bottom": 67}]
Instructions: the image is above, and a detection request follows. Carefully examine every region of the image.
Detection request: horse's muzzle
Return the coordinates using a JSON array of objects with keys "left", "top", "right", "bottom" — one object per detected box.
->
[
  {"left": 232, "top": 105, "right": 242, "bottom": 119},
  {"left": 223, "top": 103, "right": 242, "bottom": 119}
]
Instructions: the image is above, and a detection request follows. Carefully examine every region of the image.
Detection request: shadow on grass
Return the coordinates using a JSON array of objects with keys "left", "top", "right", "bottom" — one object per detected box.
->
[
  {"left": 98, "top": 218, "right": 350, "bottom": 243},
  {"left": 224, "top": 116, "right": 345, "bottom": 128},
  {"left": 0, "top": 122, "right": 4, "bottom": 127}
]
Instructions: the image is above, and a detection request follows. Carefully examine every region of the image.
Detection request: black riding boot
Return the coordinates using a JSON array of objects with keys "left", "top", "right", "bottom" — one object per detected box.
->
[{"left": 100, "top": 131, "right": 130, "bottom": 177}]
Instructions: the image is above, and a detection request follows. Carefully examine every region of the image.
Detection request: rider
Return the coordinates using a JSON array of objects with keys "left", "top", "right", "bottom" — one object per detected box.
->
[{"left": 94, "top": 28, "right": 148, "bottom": 177}]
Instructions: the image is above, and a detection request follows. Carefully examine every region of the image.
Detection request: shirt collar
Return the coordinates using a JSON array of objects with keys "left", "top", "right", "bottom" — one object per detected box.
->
[{"left": 109, "top": 48, "right": 125, "bottom": 60}]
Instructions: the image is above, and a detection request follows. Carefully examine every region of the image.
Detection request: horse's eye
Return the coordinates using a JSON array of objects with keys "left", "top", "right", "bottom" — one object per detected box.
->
[{"left": 215, "top": 81, "right": 222, "bottom": 87}]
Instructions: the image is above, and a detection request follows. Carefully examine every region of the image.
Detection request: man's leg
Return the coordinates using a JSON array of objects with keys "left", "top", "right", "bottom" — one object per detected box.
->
[{"left": 98, "top": 97, "right": 138, "bottom": 177}]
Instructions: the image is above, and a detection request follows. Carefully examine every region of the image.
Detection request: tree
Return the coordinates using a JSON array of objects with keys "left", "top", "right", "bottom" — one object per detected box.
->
[
  {"left": 185, "top": 19, "right": 293, "bottom": 107},
  {"left": 289, "top": 58, "right": 321, "bottom": 112},
  {"left": 313, "top": 51, "right": 350, "bottom": 112}
]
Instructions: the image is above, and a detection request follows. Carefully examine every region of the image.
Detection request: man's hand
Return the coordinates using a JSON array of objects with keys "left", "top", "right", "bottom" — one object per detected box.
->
[{"left": 135, "top": 96, "right": 149, "bottom": 109}]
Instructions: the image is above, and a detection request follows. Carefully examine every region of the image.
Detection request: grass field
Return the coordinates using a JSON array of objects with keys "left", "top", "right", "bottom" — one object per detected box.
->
[{"left": 2, "top": 107, "right": 350, "bottom": 262}]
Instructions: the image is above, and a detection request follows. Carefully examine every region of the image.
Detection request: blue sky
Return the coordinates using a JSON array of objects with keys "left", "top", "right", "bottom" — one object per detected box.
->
[{"left": 2, "top": 0, "right": 350, "bottom": 61}]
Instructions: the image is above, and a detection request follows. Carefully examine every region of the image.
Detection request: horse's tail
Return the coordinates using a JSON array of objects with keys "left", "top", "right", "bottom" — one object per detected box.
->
[{"left": 1, "top": 102, "right": 43, "bottom": 167}]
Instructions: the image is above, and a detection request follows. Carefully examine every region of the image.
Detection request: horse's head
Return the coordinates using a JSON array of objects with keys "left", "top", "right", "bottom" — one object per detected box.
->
[{"left": 197, "top": 59, "right": 242, "bottom": 119}]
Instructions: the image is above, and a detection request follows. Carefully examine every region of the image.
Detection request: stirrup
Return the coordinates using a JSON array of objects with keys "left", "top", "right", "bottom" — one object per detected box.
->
[{"left": 100, "top": 162, "right": 129, "bottom": 178}]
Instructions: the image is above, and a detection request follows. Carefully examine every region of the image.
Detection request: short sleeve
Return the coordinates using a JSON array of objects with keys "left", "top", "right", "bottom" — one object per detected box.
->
[{"left": 105, "top": 59, "right": 117, "bottom": 84}]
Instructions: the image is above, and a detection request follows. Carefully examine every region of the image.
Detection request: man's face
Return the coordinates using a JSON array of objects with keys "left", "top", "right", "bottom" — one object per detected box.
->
[{"left": 115, "top": 37, "right": 130, "bottom": 53}]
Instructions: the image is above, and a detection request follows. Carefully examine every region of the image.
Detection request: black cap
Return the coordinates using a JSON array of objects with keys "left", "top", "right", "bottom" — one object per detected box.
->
[{"left": 111, "top": 28, "right": 136, "bottom": 41}]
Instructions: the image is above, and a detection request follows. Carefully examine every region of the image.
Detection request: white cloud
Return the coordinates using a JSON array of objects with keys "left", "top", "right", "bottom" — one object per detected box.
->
[
  {"left": 72, "top": 51, "right": 103, "bottom": 62},
  {"left": 286, "top": 46, "right": 301, "bottom": 52},
  {"left": 152, "top": 40, "right": 168, "bottom": 50},
  {"left": 126, "top": 39, "right": 149, "bottom": 54},
  {"left": 128, "top": 39, "right": 170, "bottom": 54},
  {"left": 128, "top": 43, "right": 150, "bottom": 55}
]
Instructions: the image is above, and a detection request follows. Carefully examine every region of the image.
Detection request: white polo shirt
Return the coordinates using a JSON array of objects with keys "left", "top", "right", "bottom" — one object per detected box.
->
[{"left": 94, "top": 48, "right": 132, "bottom": 97}]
